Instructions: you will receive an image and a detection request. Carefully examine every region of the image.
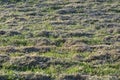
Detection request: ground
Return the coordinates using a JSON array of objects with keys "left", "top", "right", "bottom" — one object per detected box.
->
[{"left": 0, "top": 0, "right": 120, "bottom": 80}]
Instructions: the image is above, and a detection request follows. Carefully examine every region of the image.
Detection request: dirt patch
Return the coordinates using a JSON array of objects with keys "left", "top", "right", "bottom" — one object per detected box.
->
[
  {"left": 35, "top": 38, "right": 52, "bottom": 46},
  {"left": 59, "top": 15, "right": 71, "bottom": 20},
  {"left": 90, "top": 45, "right": 111, "bottom": 50},
  {"left": 0, "top": 54, "right": 9, "bottom": 68},
  {"left": 0, "top": 47, "right": 20, "bottom": 53},
  {"left": 9, "top": 56, "right": 52, "bottom": 70},
  {"left": 57, "top": 8, "right": 77, "bottom": 14},
  {"left": 59, "top": 74, "right": 119, "bottom": 80},
  {"left": 86, "top": 53, "right": 113, "bottom": 64},
  {"left": 103, "top": 35, "right": 120, "bottom": 44},
  {"left": 0, "top": 30, "right": 6, "bottom": 35},
  {"left": 65, "top": 31, "right": 93, "bottom": 38},
  {"left": 59, "top": 74, "right": 88, "bottom": 80},
  {"left": 22, "top": 47, "right": 40, "bottom": 53},
  {"left": 19, "top": 73, "right": 52, "bottom": 80},
  {"left": 37, "top": 30, "right": 59, "bottom": 38},
  {"left": 0, "top": 73, "right": 52, "bottom": 80},
  {"left": 6, "top": 47, "right": 20, "bottom": 53},
  {"left": 0, "top": 75, "right": 7, "bottom": 80},
  {"left": 63, "top": 40, "right": 91, "bottom": 52},
  {"left": 7, "top": 31, "right": 21, "bottom": 36},
  {"left": 22, "top": 46, "right": 53, "bottom": 53},
  {"left": 50, "top": 20, "right": 76, "bottom": 25},
  {"left": 0, "top": 55, "right": 9, "bottom": 64}
]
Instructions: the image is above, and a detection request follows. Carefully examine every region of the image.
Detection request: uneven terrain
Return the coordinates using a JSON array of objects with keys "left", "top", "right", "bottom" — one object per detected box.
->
[{"left": 0, "top": 0, "right": 120, "bottom": 80}]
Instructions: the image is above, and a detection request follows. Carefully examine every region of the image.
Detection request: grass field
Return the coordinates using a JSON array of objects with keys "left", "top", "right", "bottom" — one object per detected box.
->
[{"left": 0, "top": 0, "right": 120, "bottom": 80}]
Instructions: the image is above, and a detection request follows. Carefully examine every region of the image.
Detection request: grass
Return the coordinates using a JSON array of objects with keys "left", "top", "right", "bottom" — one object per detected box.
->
[{"left": 0, "top": 0, "right": 120, "bottom": 79}]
